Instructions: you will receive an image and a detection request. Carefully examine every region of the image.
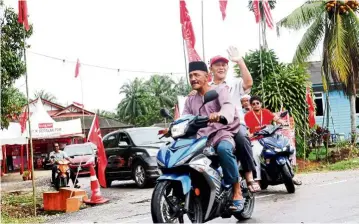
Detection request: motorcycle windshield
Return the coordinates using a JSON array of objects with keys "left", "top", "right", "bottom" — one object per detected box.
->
[{"left": 261, "top": 134, "right": 289, "bottom": 149}]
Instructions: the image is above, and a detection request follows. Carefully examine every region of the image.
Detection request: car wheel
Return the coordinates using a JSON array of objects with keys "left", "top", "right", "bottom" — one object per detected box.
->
[{"left": 133, "top": 162, "right": 148, "bottom": 188}]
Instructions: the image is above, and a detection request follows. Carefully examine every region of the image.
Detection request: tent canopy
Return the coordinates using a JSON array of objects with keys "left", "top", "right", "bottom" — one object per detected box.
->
[
  {"left": 0, "top": 122, "right": 27, "bottom": 146},
  {"left": 22, "top": 98, "right": 84, "bottom": 139}
]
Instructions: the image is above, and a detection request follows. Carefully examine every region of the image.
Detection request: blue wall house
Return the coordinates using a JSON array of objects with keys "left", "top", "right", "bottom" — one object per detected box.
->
[{"left": 308, "top": 61, "right": 358, "bottom": 140}]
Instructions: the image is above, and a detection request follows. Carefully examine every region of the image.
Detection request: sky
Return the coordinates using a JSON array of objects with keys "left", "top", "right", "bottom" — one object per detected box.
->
[{"left": 4, "top": 0, "right": 321, "bottom": 112}]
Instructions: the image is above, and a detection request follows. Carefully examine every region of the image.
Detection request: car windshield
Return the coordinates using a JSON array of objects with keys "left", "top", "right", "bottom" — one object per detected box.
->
[
  {"left": 128, "top": 128, "right": 172, "bottom": 146},
  {"left": 64, "top": 145, "right": 94, "bottom": 157}
]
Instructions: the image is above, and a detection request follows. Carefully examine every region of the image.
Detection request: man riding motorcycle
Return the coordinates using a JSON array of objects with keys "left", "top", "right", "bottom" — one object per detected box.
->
[
  {"left": 50, "top": 142, "right": 80, "bottom": 188},
  {"left": 182, "top": 60, "right": 244, "bottom": 212},
  {"left": 244, "top": 96, "right": 302, "bottom": 186},
  {"left": 189, "top": 46, "right": 259, "bottom": 193}
]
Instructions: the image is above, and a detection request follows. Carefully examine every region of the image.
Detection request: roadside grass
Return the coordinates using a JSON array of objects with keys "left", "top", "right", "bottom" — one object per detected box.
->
[
  {"left": 298, "top": 157, "right": 359, "bottom": 173},
  {"left": 1, "top": 189, "right": 61, "bottom": 223}
]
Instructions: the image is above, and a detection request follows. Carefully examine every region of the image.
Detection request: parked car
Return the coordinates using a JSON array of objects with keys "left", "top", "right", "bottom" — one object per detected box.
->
[
  {"left": 63, "top": 142, "right": 97, "bottom": 176},
  {"left": 103, "top": 127, "right": 172, "bottom": 188}
]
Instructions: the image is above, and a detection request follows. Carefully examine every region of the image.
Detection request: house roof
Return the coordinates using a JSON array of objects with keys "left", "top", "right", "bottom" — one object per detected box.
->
[
  {"left": 52, "top": 116, "right": 133, "bottom": 130},
  {"left": 52, "top": 104, "right": 94, "bottom": 117},
  {"left": 24, "top": 98, "right": 66, "bottom": 111},
  {"left": 307, "top": 61, "right": 334, "bottom": 85}
]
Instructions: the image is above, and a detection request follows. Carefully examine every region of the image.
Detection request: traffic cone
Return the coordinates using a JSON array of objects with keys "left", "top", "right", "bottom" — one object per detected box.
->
[{"left": 83, "top": 164, "right": 109, "bottom": 205}]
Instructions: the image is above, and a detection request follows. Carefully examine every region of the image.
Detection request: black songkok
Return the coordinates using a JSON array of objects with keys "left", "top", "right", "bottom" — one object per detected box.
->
[{"left": 188, "top": 61, "right": 208, "bottom": 73}]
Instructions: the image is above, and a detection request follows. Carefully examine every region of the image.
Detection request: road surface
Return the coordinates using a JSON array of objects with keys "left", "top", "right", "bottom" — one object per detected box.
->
[{"left": 47, "top": 169, "right": 359, "bottom": 223}]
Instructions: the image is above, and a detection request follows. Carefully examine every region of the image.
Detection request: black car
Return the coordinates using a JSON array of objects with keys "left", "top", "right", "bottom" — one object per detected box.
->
[{"left": 103, "top": 127, "right": 172, "bottom": 188}]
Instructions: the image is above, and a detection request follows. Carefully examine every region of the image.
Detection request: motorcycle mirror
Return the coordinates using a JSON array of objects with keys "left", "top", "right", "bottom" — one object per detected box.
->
[
  {"left": 203, "top": 90, "right": 219, "bottom": 104},
  {"left": 160, "top": 108, "right": 173, "bottom": 119},
  {"left": 198, "top": 90, "right": 219, "bottom": 115}
]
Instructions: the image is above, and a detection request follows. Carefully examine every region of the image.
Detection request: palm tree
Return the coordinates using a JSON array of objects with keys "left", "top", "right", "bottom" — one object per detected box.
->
[
  {"left": 248, "top": 0, "right": 277, "bottom": 49},
  {"left": 117, "top": 78, "right": 148, "bottom": 123},
  {"left": 33, "top": 89, "right": 57, "bottom": 102},
  {"left": 276, "top": 0, "right": 359, "bottom": 141},
  {"left": 145, "top": 74, "right": 175, "bottom": 108}
]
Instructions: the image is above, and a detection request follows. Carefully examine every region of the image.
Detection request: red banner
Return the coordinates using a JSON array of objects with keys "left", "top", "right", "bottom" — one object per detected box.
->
[
  {"left": 180, "top": 0, "right": 201, "bottom": 62},
  {"left": 253, "top": 0, "right": 261, "bottom": 23},
  {"left": 306, "top": 86, "right": 316, "bottom": 128},
  {"left": 219, "top": 0, "right": 228, "bottom": 20},
  {"left": 263, "top": 0, "right": 274, "bottom": 29}
]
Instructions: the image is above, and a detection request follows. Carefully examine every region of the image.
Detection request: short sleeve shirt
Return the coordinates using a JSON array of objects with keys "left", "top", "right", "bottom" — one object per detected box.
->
[
  {"left": 244, "top": 109, "right": 275, "bottom": 134},
  {"left": 210, "top": 77, "right": 250, "bottom": 124},
  {"left": 49, "top": 150, "right": 68, "bottom": 161}
]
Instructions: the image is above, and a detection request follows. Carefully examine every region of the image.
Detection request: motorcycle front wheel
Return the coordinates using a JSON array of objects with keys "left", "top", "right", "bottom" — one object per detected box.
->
[
  {"left": 281, "top": 164, "right": 295, "bottom": 194},
  {"left": 151, "top": 181, "right": 203, "bottom": 223}
]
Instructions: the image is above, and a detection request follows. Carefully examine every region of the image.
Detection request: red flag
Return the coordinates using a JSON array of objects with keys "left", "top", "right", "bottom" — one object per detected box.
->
[
  {"left": 87, "top": 115, "right": 108, "bottom": 188},
  {"left": 180, "top": 0, "right": 201, "bottom": 62},
  {"left": 253, "top": 0, "right": 261, "bottom": 23},
  {"left": 263, "top": 0, "right": 274, "bottom": 29},
  {"left": 306, "top": 86, "right": 316, "bottom": 128},
  {"left": 73, "top": 101, "right": 84, "bottom": 108},
  {"left": 19, "top": 112, "right": 28, "bottom": 133},
  {"left": 219, "top": 0, "right": 228, "bottom": 20},
  {"left": 18, "top": 0, "right": 30, "bottom": 31},
  {"left": 75, "top": 59, "right": 80, "bottom": 78},
  {"left": 174, "top": 105, "right": 180, "bottom": 120}
]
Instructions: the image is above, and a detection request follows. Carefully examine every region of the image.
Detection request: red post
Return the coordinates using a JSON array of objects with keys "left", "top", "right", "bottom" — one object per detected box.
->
[{"left": 20, "top": 145, "right": 24, "bottom": 175}]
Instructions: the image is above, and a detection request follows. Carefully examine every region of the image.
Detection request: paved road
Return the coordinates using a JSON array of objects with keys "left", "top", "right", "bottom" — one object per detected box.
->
[{"left": 47, "top": 169, "right": 359, "bottom": 223}]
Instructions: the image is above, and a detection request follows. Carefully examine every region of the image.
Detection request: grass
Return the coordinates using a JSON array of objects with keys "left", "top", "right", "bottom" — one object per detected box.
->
[
  {"left": 298, "top": 157, "right": 359, "bottom": 173},
  {"left": 0, "top": 189, "right": 62, "bottom": 223}
]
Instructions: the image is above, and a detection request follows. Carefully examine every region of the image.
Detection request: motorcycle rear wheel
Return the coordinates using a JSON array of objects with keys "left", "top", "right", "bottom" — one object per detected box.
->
[{"left": 151, "top": 181, "right": 203, "bottom": 223}]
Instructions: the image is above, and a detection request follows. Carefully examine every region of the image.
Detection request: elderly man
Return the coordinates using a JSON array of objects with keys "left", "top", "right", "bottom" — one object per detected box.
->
[
  {"left": 190, "top": 46, "right": 259, "bottom": 192},
  {"left": 182, "top": 60, "right": 245, "bottom": 212}
]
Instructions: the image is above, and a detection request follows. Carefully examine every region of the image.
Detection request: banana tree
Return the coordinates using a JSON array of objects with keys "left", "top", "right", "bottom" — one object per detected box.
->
[{"left": 277, "top": 0, "right": 359, "bottom": 141}]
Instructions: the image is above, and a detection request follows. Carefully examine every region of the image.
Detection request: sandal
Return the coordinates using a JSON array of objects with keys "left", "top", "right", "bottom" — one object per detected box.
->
[
  {"left": 247, "top": 180, "right": 261, "bottom": 193},
  {"left": 229, "top": 199, "right": 245, "bottom": 213},
  {"left": 293, "top": 178, "right": 302, "bottom": 186}
]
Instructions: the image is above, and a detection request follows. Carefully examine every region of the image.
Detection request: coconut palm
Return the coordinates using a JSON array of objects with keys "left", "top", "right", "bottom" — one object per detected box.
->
[
  {"left": 33, "top": 89, "right": 57, "bottom": 102},
  {"left": 145, "top": 74, "right": 175, "bottom": 108},
  {"left": 248, "top": 0, "right": 277, "bottom": 49},
  {"left": 117, "top": 78, "right": 148, "bottom": 123},
  {"left": 276, "top": 0, "right": 359, "bottom": 140}
]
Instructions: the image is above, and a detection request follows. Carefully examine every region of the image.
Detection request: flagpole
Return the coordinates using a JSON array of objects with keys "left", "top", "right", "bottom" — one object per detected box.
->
[
  {"left": 201, "top": 0, "right": 205, "bottom": 62},
  {"left": 182, "top": 39, "right": 189, "bottom": 85},
  {"left": 23, "top": 27, "right": 36, "bottom": 217},
  {"left": 79, "top": 74, "right": 85, "bottom": 137}
]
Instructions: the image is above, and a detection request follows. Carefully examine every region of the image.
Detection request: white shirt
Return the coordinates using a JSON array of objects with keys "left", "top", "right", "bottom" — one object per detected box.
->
[{"left": 210, "top": 77, "right": 250, "bottom": 124}]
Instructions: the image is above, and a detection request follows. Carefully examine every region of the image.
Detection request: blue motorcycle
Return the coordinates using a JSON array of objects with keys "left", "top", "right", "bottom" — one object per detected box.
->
[
  {"left": 151, "top": 90, "right": 255, "bottom": 223},
  {"left": 253, "top": 120, "right": 296, "bottom": 193}
]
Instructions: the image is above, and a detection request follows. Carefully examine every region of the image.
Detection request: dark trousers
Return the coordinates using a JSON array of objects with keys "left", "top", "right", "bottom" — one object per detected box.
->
[
  {"left": 234, "top": 124, "right": 257, "bottom": 177},
  {"left": 52, "top": 165, "right": 78, "bottom": 185}
]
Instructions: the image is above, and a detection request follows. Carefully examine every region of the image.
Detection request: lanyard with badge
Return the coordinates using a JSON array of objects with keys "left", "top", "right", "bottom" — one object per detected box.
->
[{"left": 252, "top": 110, "right": 263, "bottom": 127}]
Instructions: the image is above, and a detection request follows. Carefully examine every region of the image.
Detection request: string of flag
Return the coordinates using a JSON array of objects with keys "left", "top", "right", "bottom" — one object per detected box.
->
[{"left": 27, "top": 51, "right": 185, "bottom": 76}]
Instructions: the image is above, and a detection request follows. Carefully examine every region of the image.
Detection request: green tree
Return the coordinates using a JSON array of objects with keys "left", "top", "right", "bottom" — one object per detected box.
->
[
  {"left": 1, "top": 4, "right": 33, "bottom": 128},
  {"left": 173, "top": 76, "right": 191, "bottom": 97},
  {"left": 234, "top": 49, "right": 311, "bottom": 158},
  {"left": 144, "top": 74, "right": 175, "bottom": 108},
  {"left": 234, "top": 48, "right": 281, "bottom": 82},
  {"left": 276, "top": 0, "right": 359, "bottom": 141},
  {"left": 117, "top": 78, "right": 149, "bottom": 124},
  {"left": 33, "top": 89, "right": 57, "bottom": 102},
  {"left": 95, "top": 109, "right": 117, "bottom": 120},
  {"left": 1, "top": 87, "right": 27, "bottom": 124}
]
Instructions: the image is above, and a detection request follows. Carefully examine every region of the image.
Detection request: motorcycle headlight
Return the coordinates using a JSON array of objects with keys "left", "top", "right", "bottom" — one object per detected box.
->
[
  {"left": 171, "top": 120, "right": 189, "bottom": 138},
  {"left": 274, "top": 147, "right": 282, "bottom": 152}
]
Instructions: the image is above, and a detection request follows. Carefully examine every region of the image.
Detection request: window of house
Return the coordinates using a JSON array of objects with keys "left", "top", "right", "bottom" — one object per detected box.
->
[
  {"left": 356, "top": 96, "right": 359, "bottom": 114},
  {"left": 314, "top": 92, "right": 324, "bottom": 116}
]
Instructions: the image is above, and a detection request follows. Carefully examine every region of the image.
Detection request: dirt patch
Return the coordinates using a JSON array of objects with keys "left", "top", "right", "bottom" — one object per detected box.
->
[{"left": 297, "top": 159, "right": 323, "bottom": 172}]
